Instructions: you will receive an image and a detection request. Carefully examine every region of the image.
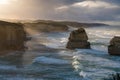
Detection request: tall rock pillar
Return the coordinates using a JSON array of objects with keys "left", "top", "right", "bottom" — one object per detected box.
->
[{"left": 66, "top": 28, "right": 90, "bottom": 49}]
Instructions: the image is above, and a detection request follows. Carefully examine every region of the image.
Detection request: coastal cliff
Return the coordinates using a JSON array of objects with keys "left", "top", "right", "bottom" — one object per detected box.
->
[
  {"left": 23, "top": 20, "right": 108, "bottom": 33},
  {"left": 0, "top": 21, "right": 26, "bottom": 55}
]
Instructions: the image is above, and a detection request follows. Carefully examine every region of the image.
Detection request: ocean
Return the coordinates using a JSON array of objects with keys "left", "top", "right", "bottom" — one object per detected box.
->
[{"left": 0, "top": 26, "right": 120, "bottom": 80}]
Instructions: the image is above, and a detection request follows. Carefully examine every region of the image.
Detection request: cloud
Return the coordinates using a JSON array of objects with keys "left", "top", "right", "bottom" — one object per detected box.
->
[
  {"left": 0, "top": 0, "right": 120, "bottom": 23},
  {"left": 56, "top": 0, "right": 119, "bottom": 11},
  {"left": 54, "top": 0, "right": 120, "bottom": 22},
  {"left": 55, "top": 6, "right": 69, "bottom": 11},
  {"left": 72, "top": 1, "right": 119, "bottom": 9}
]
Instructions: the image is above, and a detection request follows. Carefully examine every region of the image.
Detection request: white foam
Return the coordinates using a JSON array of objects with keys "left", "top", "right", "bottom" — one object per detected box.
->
[
  {"left": 33, "top": 56, "right": 69, "bottom": 64},
  {"left": 72, "top": 49, "right": 120, "bottom": 79},
  {"left": 57, "top": 51, "right": 73, "bottom": 57},
  {"left": 79, "top": 71, "right": 87, "bottom": 78},
  {"left": 86, "top": 27, "right": 120, "bottom": 39}
]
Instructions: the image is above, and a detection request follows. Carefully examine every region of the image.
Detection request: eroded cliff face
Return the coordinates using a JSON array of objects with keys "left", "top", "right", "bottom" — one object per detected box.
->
[
  {"left": 66, "top": 28, "right": 91, "bottom": 49},
  {"left": 0, "top": 21, "right": 26, "bottom": 55}
]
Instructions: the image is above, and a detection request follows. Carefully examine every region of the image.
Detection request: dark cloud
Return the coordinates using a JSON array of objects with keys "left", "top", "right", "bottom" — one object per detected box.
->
[{"left": 49, "top": 0, "right": 120, "bottom": 22}]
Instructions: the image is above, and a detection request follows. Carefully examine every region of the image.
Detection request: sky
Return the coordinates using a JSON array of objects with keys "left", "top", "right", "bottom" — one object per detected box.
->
[{"left": 0, "top": 0, "right": 120, "bottom": 24}]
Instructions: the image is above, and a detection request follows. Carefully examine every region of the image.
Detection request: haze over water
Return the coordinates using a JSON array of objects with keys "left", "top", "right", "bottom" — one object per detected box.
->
[{"left": 0, "top": 26, "right": 119, "bottom": 80}]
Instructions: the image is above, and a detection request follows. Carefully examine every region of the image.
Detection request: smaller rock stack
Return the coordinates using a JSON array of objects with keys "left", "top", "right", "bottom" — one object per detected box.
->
[
  {"left": 66, "top": 28, "right": 90, "bottom": 49},
  {"left": 108, "top": 36, "right": 120, "bottom": 55}
]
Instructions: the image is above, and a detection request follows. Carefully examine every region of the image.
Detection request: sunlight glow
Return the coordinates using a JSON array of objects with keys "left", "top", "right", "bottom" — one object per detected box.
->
[{"left": 0, "top": 0, "right": 10, "bottom": 4}]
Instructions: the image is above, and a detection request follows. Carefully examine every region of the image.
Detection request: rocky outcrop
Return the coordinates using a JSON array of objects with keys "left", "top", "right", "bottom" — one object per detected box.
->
[
  {"left": 108, "top": 36, "right": 120, "bottom": 55},
  {"left": 66, "top": 28, "right": 90, "bottom": 49},
  {"left": 0, "top": 21, "right": 26, "bottom": 55}
]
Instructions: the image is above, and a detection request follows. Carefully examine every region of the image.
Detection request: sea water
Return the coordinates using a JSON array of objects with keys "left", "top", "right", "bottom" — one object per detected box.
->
[{"left": 0, "top": 26, "right": 120, "bottom": 80}]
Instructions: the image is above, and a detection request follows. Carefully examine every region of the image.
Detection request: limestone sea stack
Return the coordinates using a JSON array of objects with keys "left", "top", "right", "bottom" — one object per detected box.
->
[
  {"left": 108, "top": 36, "right": 120, "bottom": 55},
  {"left": 0, "top": 21, "right": 26, "bottom": 55},
  {"left": 66, "top": 28, "right": 90, "bottom": 49}
]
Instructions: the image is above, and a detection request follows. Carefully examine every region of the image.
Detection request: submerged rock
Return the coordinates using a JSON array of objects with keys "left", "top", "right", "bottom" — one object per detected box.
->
[
  {"left": 0, "top": 21, "right": 27, "bottom": 55},
  {"left": 108, "top": 36, "right": 120, "bottom": 55},
  {"left": 66, "top": 28, "right": 90, "bottom": 49}
]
